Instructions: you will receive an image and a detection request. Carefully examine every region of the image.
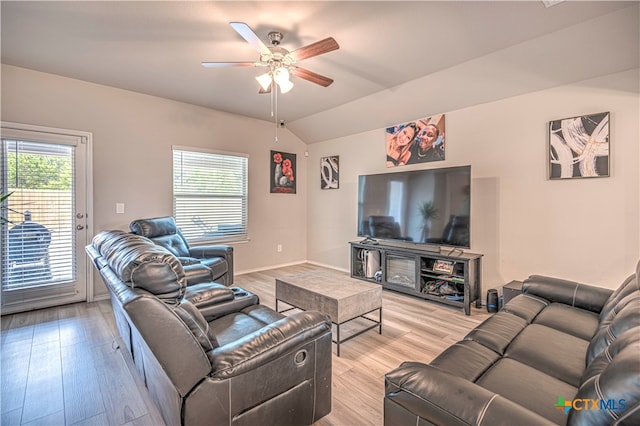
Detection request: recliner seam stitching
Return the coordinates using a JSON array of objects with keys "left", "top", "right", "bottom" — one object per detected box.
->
[
  {"left": 595, "top": 375, "right": 620, "bottom": 421},
  {"left": 477, "top": 394, "right": 498, "bottom": 426}
]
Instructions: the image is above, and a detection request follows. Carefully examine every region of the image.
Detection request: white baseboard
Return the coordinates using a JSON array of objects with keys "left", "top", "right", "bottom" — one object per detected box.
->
[
  {"left": 305, "top": 260, "right": 349, "bottom": 274},
  {"left": 236, "top": 260, "right": 307, "bottom": 276},
  {"left": 92, "top": 293, "right": 110, "bottom": 302},
  {"left": 236, "top": 260, "right": 348, "bottom": 276}
]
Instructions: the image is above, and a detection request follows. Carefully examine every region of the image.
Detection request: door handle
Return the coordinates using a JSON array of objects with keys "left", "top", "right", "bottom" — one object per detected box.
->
[{"left": 76, "top": 225, "right": 85, "bottom": 231}]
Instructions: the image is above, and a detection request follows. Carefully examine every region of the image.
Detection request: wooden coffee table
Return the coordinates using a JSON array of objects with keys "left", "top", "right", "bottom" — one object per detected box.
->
[{"left": 275, "top": 272, "right": 382, "bottom": 356}]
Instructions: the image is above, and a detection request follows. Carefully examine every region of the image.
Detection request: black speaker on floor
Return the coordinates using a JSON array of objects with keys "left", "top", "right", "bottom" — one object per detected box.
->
[{"left": 486, "top": 289, "right": 499, "bottom": 313}]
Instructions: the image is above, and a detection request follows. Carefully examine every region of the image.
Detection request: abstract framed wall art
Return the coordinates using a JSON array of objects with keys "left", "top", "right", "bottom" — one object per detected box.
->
[
  {"left": 271, "top": 150, "right": 296, "bottom": 194},
  {"left": 320, "top": 156, "right": 339, "bottom": 189},
  {"left": 549, "top": 112, "right": 610, "bottom": 179},
  {"left": 386, "top": 114, "right": 445, "bottom": 167}
]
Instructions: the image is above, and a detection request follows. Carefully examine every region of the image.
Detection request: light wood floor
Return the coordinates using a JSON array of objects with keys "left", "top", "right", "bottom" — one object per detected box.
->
[{"left": 1, "top": 263, "right": 491, "bottom": 426}]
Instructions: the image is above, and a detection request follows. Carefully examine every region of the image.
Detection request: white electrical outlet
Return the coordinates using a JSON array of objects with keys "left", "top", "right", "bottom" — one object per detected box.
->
[
  {"left": 277, "top": 244, "right": 282, "bottom": 252},
  {"left": 116, "top": 203, "right": 125, "bottom": 214}
]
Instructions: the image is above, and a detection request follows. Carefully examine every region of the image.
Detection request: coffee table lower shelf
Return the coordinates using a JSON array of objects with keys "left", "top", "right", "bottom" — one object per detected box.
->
[{"left": 276, "top": 300, "right": 382, "bottom": 356}]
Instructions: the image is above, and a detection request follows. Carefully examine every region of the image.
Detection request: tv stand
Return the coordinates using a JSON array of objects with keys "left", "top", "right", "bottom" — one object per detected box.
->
[{"left": 350, "top": 241, "right": 482, "bottom": 315}]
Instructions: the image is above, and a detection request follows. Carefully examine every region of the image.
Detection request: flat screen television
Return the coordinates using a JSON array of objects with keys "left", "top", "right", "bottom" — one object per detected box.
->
[{"left": 357, "top": 165, "right": 471, "bottom": 249}]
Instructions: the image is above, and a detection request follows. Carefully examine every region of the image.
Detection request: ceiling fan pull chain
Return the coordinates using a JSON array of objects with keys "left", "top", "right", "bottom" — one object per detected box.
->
[
  {"left": 274, "top": 87, "right": 279, "bottom": 142},
  {"left": 271, "top": 83, "right": 275, "bottom": 118}
]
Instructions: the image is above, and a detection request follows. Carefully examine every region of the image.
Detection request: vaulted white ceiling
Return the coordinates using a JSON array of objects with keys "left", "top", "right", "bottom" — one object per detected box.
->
[{"left": 2, "top": 1, "right": 638, "bottom": 143}]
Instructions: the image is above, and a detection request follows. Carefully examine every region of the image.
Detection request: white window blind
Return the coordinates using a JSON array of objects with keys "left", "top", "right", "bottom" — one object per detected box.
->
[
  {"left": 1, "top": 139, "right": 76, "bottom": 294},
  {"left": 173, "top": 147, "right": 248, "bottom": 244}
]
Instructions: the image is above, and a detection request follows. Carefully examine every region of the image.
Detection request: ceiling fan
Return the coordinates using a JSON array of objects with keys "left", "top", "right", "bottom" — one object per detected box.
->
[{"left": 202, "top": 22, "right": 339, "bottom": 94}]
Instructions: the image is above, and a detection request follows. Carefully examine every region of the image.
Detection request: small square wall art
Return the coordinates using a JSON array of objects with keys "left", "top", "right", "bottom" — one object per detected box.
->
[
  {"left": 271, "top": 150, "right": 296, "bottom": 194},
  {"left": 320, "top": 156, "right": 339, "bottom": 189},
  {"left": 549, "top": 112, "right": 610, "bottom": 179}
]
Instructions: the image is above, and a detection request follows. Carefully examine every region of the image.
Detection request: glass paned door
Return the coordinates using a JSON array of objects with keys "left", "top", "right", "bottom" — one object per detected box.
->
[{"left": 1, "top": 126, "right": 88, "bottom": 313}]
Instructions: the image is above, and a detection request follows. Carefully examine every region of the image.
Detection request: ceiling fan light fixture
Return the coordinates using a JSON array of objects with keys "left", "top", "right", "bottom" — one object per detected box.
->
[
  {"left": 278, "top": 79, "right": 294, "bottom": 94},
  {"left": 273, "top": 67, "right": 290, "bottom": 85},
  {"left": 256, "top": 72, "right": 273, "bottom": 91}
]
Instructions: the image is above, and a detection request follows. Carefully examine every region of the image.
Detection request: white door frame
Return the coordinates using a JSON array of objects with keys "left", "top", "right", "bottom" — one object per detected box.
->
[{"left": 1, "top": 121, "right": 94, "bottom": 310}]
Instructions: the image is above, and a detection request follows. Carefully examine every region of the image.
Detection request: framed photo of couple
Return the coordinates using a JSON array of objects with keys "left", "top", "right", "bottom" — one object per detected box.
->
[{"left": 386, "top": 114, "right": 445, "bottom": 168}]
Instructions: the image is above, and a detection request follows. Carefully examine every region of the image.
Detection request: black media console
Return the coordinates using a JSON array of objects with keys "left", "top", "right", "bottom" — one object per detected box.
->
[{"left": 350, "top": 241, "right": 483, "bottom": 315}]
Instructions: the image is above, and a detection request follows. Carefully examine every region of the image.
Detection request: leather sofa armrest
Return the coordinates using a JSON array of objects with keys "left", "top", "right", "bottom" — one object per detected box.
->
[
  {"left": 183, "top": 264, "right": 214, "bottom": 285},
  {"left": 523, "top": 275, "right": 613, "bottom": 313},
  {"left": 184, "top": 282, "right": 234, "bottom": 308},
  {"left": 183, "top": 284, "right": 259, "bottom": 321},
  {"left": 209, "top": 311, "right": 331, "bottom": 379},
  {"left": 384, "top": 362, "right": 556, "bottom": 426},
  {"left": 200, "top": 288, "right": 260, "bottom": 322},
  {"left": 189, "top": 245, "right": 234, "bottom": 285},
  {"left": 85, "top": 245, "right": 108, "bottom": 270},
  {"left": 189, "top": 245, "right": 233, "bottom": 260}
]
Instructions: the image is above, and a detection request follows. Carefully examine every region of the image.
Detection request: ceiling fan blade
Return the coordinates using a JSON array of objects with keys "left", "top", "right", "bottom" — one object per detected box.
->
[
  {"left": 290, "top": 37, "right": 339, "bottom": 61},
  {"left": 201, "top": 61, "right": 257, "bottom": 68},
  {"left": 229, "top": 22, "right": 271, "bottom": 55},
  {"left": 292, "top": 67, "right": 334, "bottom": 87}
]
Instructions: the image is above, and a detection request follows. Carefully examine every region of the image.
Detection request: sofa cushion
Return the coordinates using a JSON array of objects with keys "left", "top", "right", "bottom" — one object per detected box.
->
[
  {"left": 209, "top": 305, "right": 286, "bottom": 347},
  {"left": 500, "top": 293, "right": 549, "bottom": 323},
  {"left": 504, "top": 324, "right": 588, "bottom": 387},
  {"left": 430, "top": 340, "right": 501, "bottom": 382},
  {"left": 464, "top": 311, "right": 528, "bottom": 355},
  {"left": 476, "top": 358, "right": 578, "bottom": 425},
  {"left": 532, "top": 302, "right": 600, "bottom": 340},
  {"left": 242, "top": 304, "right": 287, "bottom": 324}
]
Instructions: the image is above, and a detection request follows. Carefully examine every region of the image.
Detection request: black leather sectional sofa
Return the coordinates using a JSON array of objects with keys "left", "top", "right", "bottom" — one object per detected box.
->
[
  {"left": 385, "top": 261, "right": 640, "bottom": 425},
  {"left": 86, "top": 229, "right": 332, "bottom": 426}
]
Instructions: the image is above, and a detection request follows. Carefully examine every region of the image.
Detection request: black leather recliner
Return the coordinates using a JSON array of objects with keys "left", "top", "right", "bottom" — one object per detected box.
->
[
  {"left": 130, "top": 216, "right": 234, "bottom": 285},
  {"left": 86, "top": 230, "right": 332, "bottom": 426}
]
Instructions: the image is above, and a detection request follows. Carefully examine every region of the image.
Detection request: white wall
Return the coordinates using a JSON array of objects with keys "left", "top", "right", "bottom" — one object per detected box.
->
[
  {"left": 3, "top": 64, "right": 638, "bottom": 299},
  {"left": 1, "top": 64, "right": 309, "bottom": 297},
  {"left": 307, "top": 69, "right": 640, "bottom": 292}
]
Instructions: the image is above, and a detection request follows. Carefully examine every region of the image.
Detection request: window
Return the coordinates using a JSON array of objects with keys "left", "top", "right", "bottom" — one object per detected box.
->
[{"left": 172, "top": 146, "right": 248, "bottom": 244}]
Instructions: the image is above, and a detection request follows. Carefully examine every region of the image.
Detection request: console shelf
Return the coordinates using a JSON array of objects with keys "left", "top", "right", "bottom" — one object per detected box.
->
[{"left": 350, "top": 241, "right": 482, "bottom": 315}]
